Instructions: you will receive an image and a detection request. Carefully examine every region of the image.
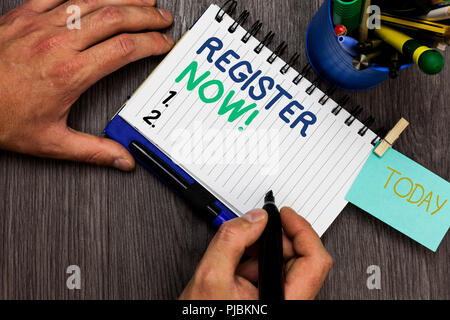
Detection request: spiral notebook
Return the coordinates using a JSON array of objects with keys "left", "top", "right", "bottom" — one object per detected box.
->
[{"left": 114, "top": 3, "right": 384, "bottom": 236}]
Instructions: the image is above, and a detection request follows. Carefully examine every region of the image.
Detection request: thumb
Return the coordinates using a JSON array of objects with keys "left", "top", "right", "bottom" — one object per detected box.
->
[
  {"left": 199, "top": 209, "right": 268, "bottom": 276},
  {"left": 56, "top": 128, "right": 135, "bottom": 171}
]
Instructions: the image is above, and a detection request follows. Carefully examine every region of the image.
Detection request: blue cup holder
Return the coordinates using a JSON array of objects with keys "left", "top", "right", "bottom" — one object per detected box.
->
[{"left": 305, "top": 0, "right": 410, "bottom": 91}]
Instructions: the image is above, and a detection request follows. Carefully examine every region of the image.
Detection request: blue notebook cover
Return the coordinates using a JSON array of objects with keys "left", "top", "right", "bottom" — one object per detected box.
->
[{"left": 104, "top": 114, "right": 237, "bottom": 227}]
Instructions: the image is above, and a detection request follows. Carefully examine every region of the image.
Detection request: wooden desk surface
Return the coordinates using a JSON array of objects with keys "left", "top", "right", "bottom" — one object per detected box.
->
[{"left": 0, "top": 0, "right": 448, "bottom": 300}]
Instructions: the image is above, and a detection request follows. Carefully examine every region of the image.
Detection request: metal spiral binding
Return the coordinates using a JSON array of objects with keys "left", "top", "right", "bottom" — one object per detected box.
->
[
  {"left": 228, "top": 10, "right": 249, "bottom": 33},
  {"left": 332, "top": 95, "right": 350, "bottom": 115},
  {"left": 306, "top": 77, "right": 321, "bottom": 95},
  {"left": 359, "top": 117, "right": 375, "bottom": 136},
  {"left": 293, "top": 64, "right": 312, "bottom": 85},
  {"left": 267, "top": 41, "right": 287, "bottom": 64},
  {"left": 281, "top": 53, "right": 300, "bottom": 75},
  {"left": 216, "top": 0, "right": 237, "bottom": 22},
  {"left": 254, "top": 31, "right": 275, "bottom": 54},
  {"left": 242, "top": 20, "right": 262, "bottom": 43},
  {"left": 371, "top": 127, "right": 387, "bottom": 145},
  {"left": 345, "top": 106, "right": 363, "bottom": 126},
  {"left": 216, "top": 1, "right": 378, "bottom": 139},
  {"left": 319, "top": 86, "right": 336, "bottom": 105}
]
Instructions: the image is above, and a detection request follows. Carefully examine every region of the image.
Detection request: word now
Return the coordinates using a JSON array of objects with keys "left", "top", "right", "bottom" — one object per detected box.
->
[{"left": 384, "top": 167, "right": 447, "bottom": 216}]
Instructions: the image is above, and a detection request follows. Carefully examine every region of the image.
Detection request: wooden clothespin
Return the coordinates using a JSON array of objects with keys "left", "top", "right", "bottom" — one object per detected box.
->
[{"left": 374, "top": 118, "right": 409, "bottom": 157}]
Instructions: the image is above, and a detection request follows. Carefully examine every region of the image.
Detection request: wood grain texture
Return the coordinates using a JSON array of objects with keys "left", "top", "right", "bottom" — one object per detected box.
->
[{"left": 0, "top": 0, "right": 448, "bottom": 300}]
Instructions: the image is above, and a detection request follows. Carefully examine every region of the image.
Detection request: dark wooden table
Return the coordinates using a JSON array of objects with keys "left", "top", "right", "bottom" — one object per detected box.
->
[{"left": 1, "top": 0, "right": 449, "bottom": 300}]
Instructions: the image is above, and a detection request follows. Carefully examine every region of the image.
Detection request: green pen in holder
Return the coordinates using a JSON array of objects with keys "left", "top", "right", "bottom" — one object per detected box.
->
[{"left": 333, "top": 0, "right": 364, "bottom": 32}]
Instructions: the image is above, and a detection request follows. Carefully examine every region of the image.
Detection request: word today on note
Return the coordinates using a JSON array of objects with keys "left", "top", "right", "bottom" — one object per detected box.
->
[{"left": 346, "top": 147, "right": 449, "bottom": 252}]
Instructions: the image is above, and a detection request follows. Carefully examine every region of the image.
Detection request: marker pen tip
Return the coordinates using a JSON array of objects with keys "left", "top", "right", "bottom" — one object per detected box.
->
[{"left": 265, "top": 190, "right": 275, "bottom": 203}]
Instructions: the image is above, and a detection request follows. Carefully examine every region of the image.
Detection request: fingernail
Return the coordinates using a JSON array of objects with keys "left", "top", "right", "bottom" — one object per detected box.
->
[
  {"left": 113, "top": 159, "right": 133, "bottom": 171},
  {"left": 242, "top": 209, "right": 267, "bottom": 223},
  {"left": 162, "top": 34, "right": 175, "bottom": 45},
  {"left": 158, "top": 8, "right": 172, "bottom": 21}
]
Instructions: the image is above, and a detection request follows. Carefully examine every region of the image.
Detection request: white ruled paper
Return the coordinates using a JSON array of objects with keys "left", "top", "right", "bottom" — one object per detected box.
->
[{"left": 119, "top": 4, "right": 377, "bottom": 236}]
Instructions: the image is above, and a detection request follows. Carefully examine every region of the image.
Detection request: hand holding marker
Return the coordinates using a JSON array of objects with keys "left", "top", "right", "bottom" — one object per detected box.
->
[
  {"left": 332, "top": 0, "right": 447, "bottom": 76},
  {"left": 258, "top": 191, "right": 285, "bottom": 301}
]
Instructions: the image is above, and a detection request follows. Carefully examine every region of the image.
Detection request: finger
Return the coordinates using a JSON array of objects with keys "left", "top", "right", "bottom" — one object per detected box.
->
[
  {"left": 45, "top": 0, "right": 156, "bottom": 25},
  {"left": 77, "top": 32, "right": 174, "bottom": 91},
  {"left": 280, "top": 207, "right": 327, "bottom": 257},
  {"left": 197, "top": 210, "right": 268, "bottom": 278},
  {"left": 236, "top": 257, "right": 258, "bottom": 283},
  {"left": 280, "top": 208, "right": 333, "bottom": 300},
  {"left": 67, "top": 6, "right": 173, "bottom": 51},
  {"left": 55, "top": 128, "right": 136, "bottom": 171},
  {"left": 284, "top": 254, "right": 333, "bottom": 300},
  {"left": 282, "top": 233, "right": 296, "bottom": 259},
  {"left": 245, "top": 233, "right": 295, "bottom": 260},
  {"left": 24, "top": 0, "right": 66, "bottom": 13}
]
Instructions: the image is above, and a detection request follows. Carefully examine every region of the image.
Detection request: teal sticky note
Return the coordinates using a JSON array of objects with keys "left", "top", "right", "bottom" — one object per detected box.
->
[{"left": 346, "top": 148, "right": 449, "bottom": 252}]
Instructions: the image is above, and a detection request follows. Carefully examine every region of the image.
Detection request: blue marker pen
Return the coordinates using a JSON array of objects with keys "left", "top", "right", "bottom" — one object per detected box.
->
[{"left": 129, "top": 140, "right": 236, "bottom": 227}]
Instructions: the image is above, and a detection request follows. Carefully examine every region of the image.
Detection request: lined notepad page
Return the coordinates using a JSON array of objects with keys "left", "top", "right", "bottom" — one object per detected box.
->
[{"left": 119, "top": 4, "right": 378, "bottom": 236}]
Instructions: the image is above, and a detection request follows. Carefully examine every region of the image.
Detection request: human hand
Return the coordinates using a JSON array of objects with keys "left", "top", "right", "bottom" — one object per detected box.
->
[
  {"left": 179, "top": 207, "right": 333, "bottom": 300},
  {"left": 0, "top": 0, "right": 174, "bottom": 170}
]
